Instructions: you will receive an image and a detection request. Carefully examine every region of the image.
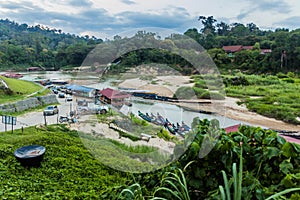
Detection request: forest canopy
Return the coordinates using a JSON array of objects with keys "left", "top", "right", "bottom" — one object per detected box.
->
[{"left": 0, "top": 17, "right": 300, "bottom": 74}]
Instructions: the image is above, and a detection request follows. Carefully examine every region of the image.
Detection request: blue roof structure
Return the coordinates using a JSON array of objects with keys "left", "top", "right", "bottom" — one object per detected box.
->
[{"left": 66, "top": 85, "right": 95, "bottom": 92}]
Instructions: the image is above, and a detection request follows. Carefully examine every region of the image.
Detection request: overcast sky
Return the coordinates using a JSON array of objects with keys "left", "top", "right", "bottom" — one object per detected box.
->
[{"left": 1, "top": 0, "right": 300, "bottom": 39}]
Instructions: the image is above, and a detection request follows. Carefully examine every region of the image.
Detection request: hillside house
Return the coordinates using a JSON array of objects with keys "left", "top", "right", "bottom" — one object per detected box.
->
[{"left": 222, "top": 45, "right": 272, "bottom": 56}]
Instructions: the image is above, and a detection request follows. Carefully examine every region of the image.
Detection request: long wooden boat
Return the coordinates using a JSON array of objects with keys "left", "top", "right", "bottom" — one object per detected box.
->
[
  {"left": 138, "top": 110, "right": 152, "bottom": 122},
  {"left": 164, "top": 121, "right": 176, "bottom": 135},
  {"left": 137, "top": 111, "right": 191, "bottom": 136},
  {"left": 156, "top": 113, "right": 166, "bottom": 125}
]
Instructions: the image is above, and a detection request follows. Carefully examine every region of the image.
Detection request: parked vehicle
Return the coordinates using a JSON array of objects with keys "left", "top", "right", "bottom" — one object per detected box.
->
[
  {"left": 65, "top": 89, "right": 73, "bottom": 95},
  {"left": 66, "top": 95, "right": 73, "bottom": 101},
  {"left": 52, "top": 88, "right": 59, "bottom": 94},
  {"left": 77, "top": 104, "right": 109, "bottom": 115},
  {"left": 58, "top": 93, "right": 65, "bottom": 98},
  {"left": 92, "top": 105, "right": 109, "bottom": 114},
  {"left": 43, "top": 105, "right": 58, "bottom": 115},
  {"left": 59, "top": 116, "right": 77, "bottom": 123}
]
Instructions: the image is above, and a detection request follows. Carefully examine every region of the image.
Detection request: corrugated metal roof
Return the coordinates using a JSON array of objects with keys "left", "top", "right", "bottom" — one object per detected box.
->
[
  {"left": 66, "top": 85, "right": 95, "bottom": 92},
  {"left": 222, "top": 45, "right": 243, "bottom": 52},
  {"left": 100, "top": 88, "right": 131, "bottom": 99}
]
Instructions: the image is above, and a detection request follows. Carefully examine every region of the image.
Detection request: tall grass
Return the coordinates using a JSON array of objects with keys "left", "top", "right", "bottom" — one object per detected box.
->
[
  {"left": 219, "top": 148, "right": 243, "bottom": 200},
  {"left": 223, "top": 73, "right": 300, "bottom": 124}
]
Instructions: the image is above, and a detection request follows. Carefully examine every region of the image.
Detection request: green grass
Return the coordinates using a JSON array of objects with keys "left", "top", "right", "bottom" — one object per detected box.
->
[
  {"left": 1, "top": 76, "right": 43, "bottom": 94},
  {"left": 108, "top": 139, "right": 158, "bottom": 153},
  {"left": 222, "top": 73, "right": 300, "bottom": 125},
  {"left": 0, "top": 124, "right": 129, "bottom": 199},
  {"left": 0, "top": 76, "right": 49, "bottom": 104}
]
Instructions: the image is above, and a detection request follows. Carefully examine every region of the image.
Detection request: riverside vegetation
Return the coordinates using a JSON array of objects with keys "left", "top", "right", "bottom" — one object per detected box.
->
[
  {"left": 174, "top": 72, "right": 300, "bottom": 125},
  {"left": 1, "top": 119, "right": 300, "bottom": 199}
]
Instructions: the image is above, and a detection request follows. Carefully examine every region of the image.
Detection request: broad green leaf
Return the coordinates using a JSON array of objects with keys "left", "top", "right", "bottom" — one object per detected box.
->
[
  {"left": 282, "top": 142, "right": 298, "bottom": 158},
  {"left": 279, "top": 159, "right": 294, "bottom": 174},
  {"left": 291, "top": 173, "right": 300, "bottom": 180},
  {"left": 291, "top": 143, "right": 300, "bottom": 153},
  {"left": 263, "top": 135, "right": 276, "bottom": 146},
  {"left": 253, "top": 131, "right": 263, "bottom": 143},
  {"left": 280, "top": 174, "right": 296, "bottom": 188},
  {"left": 263, "top": 147, "right": 281, "bottom": 160},
  {"left": 276, "top": 135, "right": 286, "bottom": 145}
]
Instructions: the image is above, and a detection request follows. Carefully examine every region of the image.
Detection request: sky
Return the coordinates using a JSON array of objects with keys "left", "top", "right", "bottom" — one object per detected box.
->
[{"left": 1, "top": 0, "right": 300, "bottom": 39}]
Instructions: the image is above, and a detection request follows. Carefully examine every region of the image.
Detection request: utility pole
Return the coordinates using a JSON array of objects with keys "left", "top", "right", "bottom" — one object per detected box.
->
[{"left": 44, "top": 113, "right": 47, "bottom": 126}]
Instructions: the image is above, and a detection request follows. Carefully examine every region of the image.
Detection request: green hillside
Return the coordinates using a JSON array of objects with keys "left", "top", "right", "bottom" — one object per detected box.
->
[
  {"left": 1, "top": 17, "right": 300, "bottom": 74},
  {"left": 0, "top": 125, "right": 128, "bottom": 199},
  {"left": 0, "top": 19, "right": 102, "bottom": 71},
  {"left": 0, "top": 76, "right": 48, "bottom": 104}
]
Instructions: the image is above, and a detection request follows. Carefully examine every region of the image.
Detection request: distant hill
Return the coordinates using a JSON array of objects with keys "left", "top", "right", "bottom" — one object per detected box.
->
[
  {"left": 0, "top": 19, "right": 103, "bottom": 71},
  {"left": 1, "top": 17, "right": 300, "bottom": 74}
]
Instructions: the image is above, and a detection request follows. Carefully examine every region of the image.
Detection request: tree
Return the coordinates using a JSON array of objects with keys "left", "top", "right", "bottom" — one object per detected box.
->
[
  {"left": 198, "top": 16, "right": 217, "bottom": 34},
  {"left": 184, "top": 28, "right": 201, "bottom": 44},
  {"left": 247, "top": 22, "right": 259, "bottom": 34},
  {"left": 230, "top": 23, "right": 249, "bottom": 37},
  {"left": 216, "top": 22, "right": 230, "bottom": 36},
  {"left": 207, "top": 48, "right": 231, "bottom": 66}
]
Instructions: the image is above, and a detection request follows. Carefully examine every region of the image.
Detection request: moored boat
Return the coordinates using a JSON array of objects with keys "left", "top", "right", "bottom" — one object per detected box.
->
[{"left": 138, "top": 110, "right": 152, "bottom": 122}]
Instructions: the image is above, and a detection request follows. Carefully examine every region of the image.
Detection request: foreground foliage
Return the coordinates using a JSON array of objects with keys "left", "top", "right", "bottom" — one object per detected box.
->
[
  {"left": 120, "top": 119, "right": 300, "bottom": 199},
  {"left": 176, "top": 118, "right": 300, "bottom": 199},
  {"left": 0, "top": 125, "right": 128, "bottom": 199},
  {"left": 1, "top": 119, "right": 300, "bottom": 199}
]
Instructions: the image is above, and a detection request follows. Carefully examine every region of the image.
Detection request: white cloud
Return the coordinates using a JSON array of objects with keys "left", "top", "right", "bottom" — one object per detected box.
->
[{"left": 0, "top": 0, "right": 299, "bottom": 38}]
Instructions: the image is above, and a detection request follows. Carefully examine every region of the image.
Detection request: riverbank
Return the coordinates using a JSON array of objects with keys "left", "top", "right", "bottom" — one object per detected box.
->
[
  {"left": 119, "top": 76, "right": 300, "bottom": 131},
  {"left": 178, "top": 97, "right": 300, "bottom": 131},
  {"left": 70, "top": 115, "right": 175, "bottom": 154}
]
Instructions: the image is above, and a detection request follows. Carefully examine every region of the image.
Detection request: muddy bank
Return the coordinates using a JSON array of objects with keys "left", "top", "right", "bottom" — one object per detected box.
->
[{"left": 119, "top": 76, "right": 300, "bottom": 131}]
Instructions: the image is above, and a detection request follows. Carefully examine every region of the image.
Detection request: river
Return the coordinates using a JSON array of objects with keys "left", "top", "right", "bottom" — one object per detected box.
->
[{"left": 18, "top": 71, "right": 248, "bottom": 129}]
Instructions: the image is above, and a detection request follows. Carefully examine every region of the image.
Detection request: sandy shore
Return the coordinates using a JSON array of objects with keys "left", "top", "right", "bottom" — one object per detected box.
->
[
  {"left": 71, "top": 115, "right": 176, "bottom": 154},
  {"left": 119, "top": 76, "right": 300, "bottom": 131},
  {"left": 119, "top": 76, "right": 194, "bottom": 97}
]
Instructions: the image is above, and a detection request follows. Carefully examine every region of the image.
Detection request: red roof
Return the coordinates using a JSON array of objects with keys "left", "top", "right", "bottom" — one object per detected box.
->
[
  {"left": 100, "top": 88, "right": 131, "bottom": 99},
  {"left": 279, "top": 134, "right": 300, "bottom": 144},
  {"left": 223, "top": 45, "right": 272, "bottom": 54},
  {"left": 224, "top": 124, "right": 240, "bottom": 133},
  {"left": 242, "top": 46, "right": 253, "bottom": 50},
  {"left": 222, "top": 45, "right": 243, "bottom": 53},
  {"left": 2, "top": 73, "right": 23, "bottom": 78},
  {"left": 224, "top": 124, "right": 300, "bottom": 144}
]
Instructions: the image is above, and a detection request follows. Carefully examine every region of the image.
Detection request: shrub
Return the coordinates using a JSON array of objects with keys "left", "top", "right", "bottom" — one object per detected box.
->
[
  {"left": 174, "top": 86, "right": 196, "bottom": 99},
  {"left": 210, "top": 92, "right": 225, "bottom": 100},
  {"left": 277, "top": 72, "right": 288, "bottom": 78},
  {"left": 194, "top": 80, "right": 208, "bottom": 89},
  {"left": 282, "top": 78, "right": 295, "bottom": 83},
  {"left": 157, "top": 128, "right": 173, "bottom": 141},
  {"left": 287, "top": 72, "right": 296, "bottom": 78}
]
